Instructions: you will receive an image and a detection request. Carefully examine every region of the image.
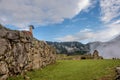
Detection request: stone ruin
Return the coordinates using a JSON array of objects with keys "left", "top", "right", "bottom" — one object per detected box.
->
[
  {"left": 0, "top": 24, "right": 56, "bottom": 80},
  {"left": 93, "top": 50, "right": 99, "bottom": 59},
  {"left": 93, "top": 50, "right": 103, "bottom": 59}
]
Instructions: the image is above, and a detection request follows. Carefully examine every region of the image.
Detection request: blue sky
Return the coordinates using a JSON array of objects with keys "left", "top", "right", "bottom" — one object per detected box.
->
[{"left": 0, "top": 0, "right": 120, "bottom": 43}]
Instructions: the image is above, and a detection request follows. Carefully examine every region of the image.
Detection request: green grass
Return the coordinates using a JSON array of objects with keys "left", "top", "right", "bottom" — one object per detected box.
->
[{"left": 8, "top": 60, "right": 120, "bottom": 80}]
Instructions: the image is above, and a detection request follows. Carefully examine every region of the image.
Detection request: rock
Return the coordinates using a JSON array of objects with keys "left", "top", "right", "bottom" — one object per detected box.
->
[
  {"left": 0, "top": 25, "right": 8, "bottom": 38},
  {"left": 115, "top": 67, "right": 120, "bottom": 80},
  {"left": 93, "top": 50, "right": 102, "bottom": 59},
  {"left": 116, "top": 67, "right": 120, "bottom": 74},
  {"left": 115, "top": 75, "right": 120, "bottom": 80},
  {"left": 0, "top": 74, "right": 8, "bottom": 80},
  {"left": 6, "top": 31, "right": 19, "bottom": 40},
  {"left": 0, "top": 61, "right": 9, "bottom": 80},
  {"left": 0, "top": 39, "right": 8, "bottom": 56},
  {"left": 0, "top": 61, "right": 9, "bottom": 75},
  {"left": 24, "top": 75, "right": 30, "bottom": 80},
  {"left": 0, "top": 24, "right": 56, "bottom": 80}
]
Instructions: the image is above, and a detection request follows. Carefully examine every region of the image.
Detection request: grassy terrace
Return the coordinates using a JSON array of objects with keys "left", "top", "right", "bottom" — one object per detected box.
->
[{"left": 8, "top": 60, "right": 120, "bottom": 80}]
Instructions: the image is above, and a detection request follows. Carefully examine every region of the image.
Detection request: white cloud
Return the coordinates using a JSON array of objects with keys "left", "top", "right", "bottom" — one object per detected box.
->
[
  {"left": 78, "top": 0, "right": 91, "bottom": 12},
  {"left": 55, "top": 22, "right": 120, "bottom": 43},
  {"left": 100, "top": 0, "right": 120, "bottom": 23},
  {"left": 112, "top": 20, "right": 120, "bottom": 24},
  {"left": 55, "top": 35, "right": 78, "bottom": 42},
  {"left": 55, "top": 0, "right": 120, "bottom": 43},
  {"left": 55, "top": 28, "right": 93, "bottom": 42},
  {"left": 0, "top": 0, "right": 92, "bottom": 29}
]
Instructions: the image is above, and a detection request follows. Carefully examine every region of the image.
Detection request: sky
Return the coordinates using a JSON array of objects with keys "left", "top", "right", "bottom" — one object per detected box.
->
[{"left": 0, "top": 0, "right": 120, "bottom": 43}]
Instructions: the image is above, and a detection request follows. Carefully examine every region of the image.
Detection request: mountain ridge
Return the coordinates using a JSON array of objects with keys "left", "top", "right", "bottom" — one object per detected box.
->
[
  {"left": 47, "top": 35, "right": 120, "bottom": 58},
  {"left": 46, "top": 41, "right": 89, "bottom": 55}
]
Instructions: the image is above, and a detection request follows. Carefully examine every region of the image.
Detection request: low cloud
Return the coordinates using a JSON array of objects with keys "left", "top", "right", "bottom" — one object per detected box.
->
[{"left": 0, "top": 0, "right": 92, "bottom": 29}]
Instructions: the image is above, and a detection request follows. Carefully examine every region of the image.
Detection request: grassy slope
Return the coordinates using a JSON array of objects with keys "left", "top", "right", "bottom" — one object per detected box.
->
[{"left": 8, "top": 60, "right": 120, "bottom": 80}]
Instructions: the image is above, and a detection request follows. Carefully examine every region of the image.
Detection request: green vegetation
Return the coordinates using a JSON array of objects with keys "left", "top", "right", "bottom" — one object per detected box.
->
[
  {"left": 74, "top": 51, "right": 88, "bottom": 55},
  {"left": 56, "top": 54, "right": 81, "bottom": 60},
  {"left": 56, "top": 54, "right": 93, "bottom": 60},
  {"left": 8, "top": 60, "right": 120, "bottom": 80}
]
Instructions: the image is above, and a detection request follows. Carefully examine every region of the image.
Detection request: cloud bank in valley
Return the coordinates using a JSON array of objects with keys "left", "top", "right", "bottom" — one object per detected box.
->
[{"left": 89, "top": 38, "right": 120, "bottom": 59}]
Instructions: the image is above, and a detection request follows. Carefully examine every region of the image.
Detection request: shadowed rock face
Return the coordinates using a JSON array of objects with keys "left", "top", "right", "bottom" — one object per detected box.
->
[{"left": 0, "top": 24, "right": 56, "bottom": 79}]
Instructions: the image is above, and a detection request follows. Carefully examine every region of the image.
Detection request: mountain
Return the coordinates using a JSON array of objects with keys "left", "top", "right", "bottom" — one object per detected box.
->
[
  {"left": 88, "top": 35, "right": 120, "bottom": 59},
  {"left": 47, "top": 34, "right": 120, "bottom": 58},
  {"left": 46, "top": 41, "right": 90, "bottom": 55}
]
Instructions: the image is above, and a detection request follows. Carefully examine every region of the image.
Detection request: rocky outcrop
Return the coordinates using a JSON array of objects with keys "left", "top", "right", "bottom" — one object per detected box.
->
[{"left": 0, "top": 24, "right": 56, "bottom": 79}]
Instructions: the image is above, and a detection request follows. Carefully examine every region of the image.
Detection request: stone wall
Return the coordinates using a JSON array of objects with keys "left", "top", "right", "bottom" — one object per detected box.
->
[
  {"left": 0, "top": 24, "right": 56, "bottom": 79},
  {"left": 115, "top": 66, "right": 120, "bottom": 80}
]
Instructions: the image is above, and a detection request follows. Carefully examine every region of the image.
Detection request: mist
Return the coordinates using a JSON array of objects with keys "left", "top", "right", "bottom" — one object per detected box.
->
[{"left": 89, "top": 39, "right": 120, "bottom": 59}]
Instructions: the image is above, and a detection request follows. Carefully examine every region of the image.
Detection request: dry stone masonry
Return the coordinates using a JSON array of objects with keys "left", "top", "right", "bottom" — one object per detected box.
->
[{"left": 0, "top": 24, "right": 56, "bottom": 80}]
